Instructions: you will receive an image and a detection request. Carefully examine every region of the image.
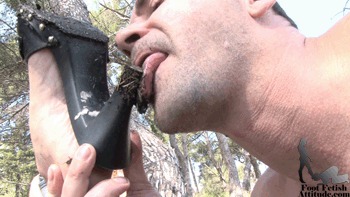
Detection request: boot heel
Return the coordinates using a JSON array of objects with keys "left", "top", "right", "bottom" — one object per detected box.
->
[{"left": 17, "top": 5, "right": 143, "bottom": 170}]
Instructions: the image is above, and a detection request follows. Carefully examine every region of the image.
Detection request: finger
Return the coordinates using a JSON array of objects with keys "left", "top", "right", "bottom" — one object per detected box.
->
[
  {"left": 61, "top": 144, "right": 96, "bottom": 197},
  {"left": 47, "top": 164, "right": 63, "bottom": 197},
  {"left": 124, "top": 131, "right": 152, "bottom": 187},
  {"left": 89, "top": 166, "right": 114, "bottom": 187},
  {"left": 124, "top": 131, "right": 144, "bottom": 177},
  {"left": 129, "top": 130, "right": 143, "bottom": 163},
  {"left": 85, "top": 177, "right": 130, "bottom": 197}
]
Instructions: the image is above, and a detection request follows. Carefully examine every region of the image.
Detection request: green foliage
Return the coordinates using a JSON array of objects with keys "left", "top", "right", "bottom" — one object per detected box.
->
[
  {"left": 0, "top": 115, "right": 37, "bottom": 196},
  {"left": 0, "top": 2, "right": 37, "bottom": 196},
  {"left": 89, "top": 0, "right": 131, "bottom": 52},
  {"left": 199, "top": 166, "right": 228, "bottom": 196},
  {"left": 0, "top": 42, "right": 28, "bottom": 107},
  {"left": 196, "top": 191, "right": 230, "bottom": 197},
  {"left": 144, "top": 109, "right": 169, "bottom": 143},
  {"left": 90, "top": 0, "right": 125, "bottom": 37},
  {"left": 186, "top": 132, "right": 259, "bottom": 196},
  {"left": 188, "top": 132, "right": 228, "bottom": 195}
]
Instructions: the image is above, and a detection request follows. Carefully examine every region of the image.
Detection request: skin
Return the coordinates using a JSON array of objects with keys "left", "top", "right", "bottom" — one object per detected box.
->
[
  {"left": 29, "top": 0, "right": 350, "bottom": 196},
  {"left": 28, "top": 50, "right": 158, "bottom": 196}
]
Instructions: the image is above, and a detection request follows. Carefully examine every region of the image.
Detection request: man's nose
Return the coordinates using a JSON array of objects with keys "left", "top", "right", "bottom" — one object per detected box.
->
[{"left": 115, "top": 24, "right": 149, "bottom": 57}]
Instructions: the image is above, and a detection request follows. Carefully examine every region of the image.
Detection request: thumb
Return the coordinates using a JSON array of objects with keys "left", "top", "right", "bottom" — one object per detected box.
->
[
  {"left": 123, "top": 130, "right": 160, "bottom": 196},
  {"left": 124, "top": 130, "right": 149, "bottom": 183}
]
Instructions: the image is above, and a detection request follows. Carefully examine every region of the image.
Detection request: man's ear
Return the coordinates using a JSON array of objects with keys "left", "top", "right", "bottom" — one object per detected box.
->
[{"left": 245, "top": 0, "right": 276, "bottom": 18}]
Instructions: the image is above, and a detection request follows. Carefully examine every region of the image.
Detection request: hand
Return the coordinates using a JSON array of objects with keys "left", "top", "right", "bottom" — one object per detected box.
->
[
  {"left": 28, "top": 49, "right": 111, "bottom": 184},
  {"left": 124, "top": 130, "right": 161, "bottom": 197},
  {"left": 47, "top": 131, "right": 161, "bottom": 197},
  {"left": 47, "top": 144, "right": 130, "bottom": 197},
  {"left": 28, "top": 49, "right": 160, "bottom": 196}
]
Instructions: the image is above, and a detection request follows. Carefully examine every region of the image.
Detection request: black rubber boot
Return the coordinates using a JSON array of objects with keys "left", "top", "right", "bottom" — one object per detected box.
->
[{"left": 17, "top": 5, "right": 144, "bottom": 170}]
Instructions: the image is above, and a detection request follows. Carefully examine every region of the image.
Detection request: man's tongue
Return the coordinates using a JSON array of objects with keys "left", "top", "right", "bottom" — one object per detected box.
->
[{"left": 141, "top": 52, "right": 167, "bottom": 101}]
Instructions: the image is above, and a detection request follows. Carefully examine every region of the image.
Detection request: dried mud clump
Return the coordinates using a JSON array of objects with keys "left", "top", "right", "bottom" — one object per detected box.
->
[{"left": 117, "top": 65, "right": 147, "bottom": 113}]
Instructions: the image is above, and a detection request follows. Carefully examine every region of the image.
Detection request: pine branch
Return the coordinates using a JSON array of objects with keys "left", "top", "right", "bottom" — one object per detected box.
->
[
  {"left": 1, "top": 102, "right": 29, "bottom": 122},
  {"left": 0, "top": 18, "right": 17, "bottom": 34},
  {"left": 122, "top": 0, "right": 131, "bottom": 8},
  {"left": 99, "top": 3, "right": 129, "bottom": 20},
  {"left": 0, "top": 42, "right": 19, "bottom": 58}
]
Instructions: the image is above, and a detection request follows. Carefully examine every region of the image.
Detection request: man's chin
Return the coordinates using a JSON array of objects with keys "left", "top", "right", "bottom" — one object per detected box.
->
[
  {"left": 153, "top": 117, "right": 179, "bottom": 134},
  {"left": 153, "top": 119, "right": 176, "bottom": 134},
  {"left": 154, "top": 117, "right": 195, "bottom": 135},
  {"left": 152, "top": 98, "right": 197, "bottom": 134}
]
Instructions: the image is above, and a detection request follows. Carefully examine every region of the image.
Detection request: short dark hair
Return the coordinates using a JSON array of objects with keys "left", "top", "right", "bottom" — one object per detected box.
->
[{"left": 272, "top": 2, "right": 298, "bottom": 29}]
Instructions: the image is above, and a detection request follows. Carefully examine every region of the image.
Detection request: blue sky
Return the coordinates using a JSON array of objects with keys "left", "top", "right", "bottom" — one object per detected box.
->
[{"left": 278, "top": 0, "right": 349, "bottom": 37}]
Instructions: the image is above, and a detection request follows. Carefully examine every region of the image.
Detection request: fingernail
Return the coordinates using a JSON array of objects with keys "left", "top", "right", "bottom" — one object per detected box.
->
[
  {"left": 76, "top": 144, "right": 91, "bottom": 160},
  {"left": 113, "top": 177, "right": 129, "bottom": 184}
]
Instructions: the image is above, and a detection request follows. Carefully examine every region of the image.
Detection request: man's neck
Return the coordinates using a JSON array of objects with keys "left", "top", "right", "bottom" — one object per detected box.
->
[{"left": 224, "top": 15, "right": 350, "bottom": 180}]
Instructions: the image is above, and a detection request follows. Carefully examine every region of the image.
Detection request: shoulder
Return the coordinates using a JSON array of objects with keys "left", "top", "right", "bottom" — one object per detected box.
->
[{"left": 252, "top": 168, "right": 301, "bottom": 197}]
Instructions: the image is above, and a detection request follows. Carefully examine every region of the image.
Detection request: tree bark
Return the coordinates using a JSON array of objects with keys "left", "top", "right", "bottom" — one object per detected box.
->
[
  {"left": 242, "top": 151, "right": 252, "bottom": 191},
  {"left": 249, "top": 154, "right": 261, "bottom": 179},
  {"left": 15, "top": 173, "right": 21, "bottom": 197},
  {"left": 181, "top": 134, "right": 194, "bottom": 196},
  {"left": 215, "top": 133, "right": 243, "bottom": 197},
  {"left": 189, "top": 157, "right": 199, "bottom": 193},
  {"left": 130, "top": 116, "right": 184, "bottom": 197},
  {"left": 47, "top": 0, "right": 91, "bottom": 23},
  {"left": 169, "top": 134, "right": 193, "bottom": 197},
  {"left": 204, "top": 132, "right": 225, "bottom": 183}
]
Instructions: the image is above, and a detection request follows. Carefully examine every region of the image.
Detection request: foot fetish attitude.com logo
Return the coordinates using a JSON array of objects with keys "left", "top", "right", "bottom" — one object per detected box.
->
[{"left": 298, "top": 138, "right": 349, "bottom": 197}]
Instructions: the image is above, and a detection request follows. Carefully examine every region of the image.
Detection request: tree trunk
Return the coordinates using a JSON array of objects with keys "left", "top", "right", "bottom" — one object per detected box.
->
[
  {"left": 249, "top": 155, "right": 261, "bottom": 179},
  {"left": 130, "top": 114, "right": 184, "bottom": 197},
  {"left": 47, "top": 0, "right": 90, "bottom": 23},
  {"left": 15, "top": 174, "right": 20, "bottom": 197},
  {"left": 169, "top": 134, "right": 193, "bottom": 197},
  {"left": 204, "top": 132, "right": 225, "bottom": 183},
  {"left": 215, "top": 133, "right": 243, "bottom": 197},
  {"left": 242, "top": 151, "right": 252, "bottom": 191},
  {"left": 181, "top": 134, "right": 194, "bottom": 196},
  {"left": 189, "top": 157, "right": 199, "bottom": 193}
]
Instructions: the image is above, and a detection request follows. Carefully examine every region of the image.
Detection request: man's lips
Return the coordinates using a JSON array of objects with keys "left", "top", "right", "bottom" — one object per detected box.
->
[{"left": 140, "top": 52, "right": 167, "bottom": 101}]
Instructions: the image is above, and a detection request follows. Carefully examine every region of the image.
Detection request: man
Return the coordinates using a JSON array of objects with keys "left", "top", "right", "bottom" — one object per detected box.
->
[{"left": 28, "top": 0, "right": 350, "bottom": 196}]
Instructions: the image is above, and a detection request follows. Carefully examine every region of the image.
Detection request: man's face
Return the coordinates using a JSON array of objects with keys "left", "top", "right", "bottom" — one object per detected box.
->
[{"left": 116, "top": 0, "right": 252, "bottom": 133}]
